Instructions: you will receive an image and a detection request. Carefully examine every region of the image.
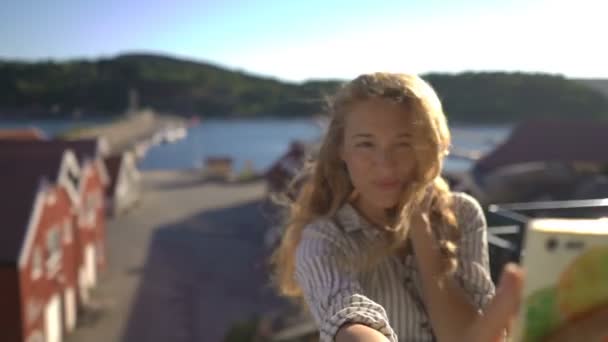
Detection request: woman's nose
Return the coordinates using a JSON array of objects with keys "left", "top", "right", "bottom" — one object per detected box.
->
[{"left": 374, "top": 148, "right": 396, "bottom": 168}]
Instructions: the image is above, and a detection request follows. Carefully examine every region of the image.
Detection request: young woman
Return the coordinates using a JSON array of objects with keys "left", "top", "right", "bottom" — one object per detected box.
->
[{"left": 272, "top": 73, "right": 522, "bottom": 342}]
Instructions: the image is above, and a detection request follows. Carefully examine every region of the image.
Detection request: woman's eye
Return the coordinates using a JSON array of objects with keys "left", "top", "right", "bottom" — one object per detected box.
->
[
  {"left": 396, "top": 142, "right": 411, "bottom": 148},
  {"left": 355, "top": 141, "right": 373, "bottom": 148}
]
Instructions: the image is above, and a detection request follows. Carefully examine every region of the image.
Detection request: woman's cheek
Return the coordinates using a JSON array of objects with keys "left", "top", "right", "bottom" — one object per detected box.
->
[
  {"left": 345, "top": 158, "right": 369, "bottom": 190},
  {"left": 350, "top": 155, "right": 372, "bottom": 177}
]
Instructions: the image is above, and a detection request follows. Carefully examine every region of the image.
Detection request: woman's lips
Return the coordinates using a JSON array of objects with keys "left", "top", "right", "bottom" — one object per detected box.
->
[{"left": 373, "top": 180, "right": 401, "bottom": 190}]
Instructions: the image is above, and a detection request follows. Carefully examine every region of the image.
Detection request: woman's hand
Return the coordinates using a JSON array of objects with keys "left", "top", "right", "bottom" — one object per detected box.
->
[
  {"left": 408, "top": 189, "right": 435, "bottom": 244},
  {"left": 336, "top": 323, "right": 391, "bottom": 342},
  {"left": 464, "top": 264, "right": 524, "bottom": 342},
  {"left": 409, "top": 190, "right": 525, "bottom": 342}
]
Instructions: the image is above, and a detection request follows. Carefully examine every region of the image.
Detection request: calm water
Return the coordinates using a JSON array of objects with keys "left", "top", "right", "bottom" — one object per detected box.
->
[
  {"left": 139, "top": 119, "right": 512, "bottom": 173},
  {"left": 0, "top": 118, "right": 512, "bottom": 174},
  {"left": 139, "top": 119, "right": 323, "bottom": 171}
]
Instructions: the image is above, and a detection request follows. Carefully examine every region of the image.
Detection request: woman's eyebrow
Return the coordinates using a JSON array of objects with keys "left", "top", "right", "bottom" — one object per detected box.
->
[
  {"left": 351, "top": 133, "right": 373, "bottom": 139},
  {"left": 351, "top": 133, "right": 411, "bottom": 139}
]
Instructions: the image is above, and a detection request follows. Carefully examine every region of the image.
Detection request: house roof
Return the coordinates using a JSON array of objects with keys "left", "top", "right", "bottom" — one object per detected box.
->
[
  {"left": 0, "top": 154, "right": 78, "bottom": 265},
  {"left": 474, "top": 120, "right": 608, "bottom": 176},
  {"left": 0, "top": 139, "right": 100, "bottom": 165},
  {"left": 0, "top": 169, "right": 46, "bottom": 265},
  {"left": 0, "top": 154, "right": 65, "bottom": 182},
  {"left": 0, "top": 139, "right": 110, "bottom": 187},
  {"left": 0, "top": 127, "right": 47, "bottom": 140}
]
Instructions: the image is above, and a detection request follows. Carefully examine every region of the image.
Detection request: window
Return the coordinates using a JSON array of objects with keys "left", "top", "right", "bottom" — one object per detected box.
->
[
  {"left": 63, "top": 219, "right": 73, "bottom": 244},
  {"left": 47, "top": 228, "right": 61, "bottom": 255},
  {"left": 26, "top": 299, "right": 43, "bottom": 326},
  {"left": 88, "top": 192, "right": 99, "bottom": 224},
  {"left": 31, "top": 247, "right": 42, "bottom": 280},
  {"left": 46, "top": 227, "right": 62, "bottom": 276},
  {"left": 79, "top": 192, "right": 99, "bottom": 228}
]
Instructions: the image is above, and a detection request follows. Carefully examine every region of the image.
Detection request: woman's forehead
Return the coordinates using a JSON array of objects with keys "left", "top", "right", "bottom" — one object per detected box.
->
[{"left": 343, "top": 98, "right": 416, "bottom": 136}]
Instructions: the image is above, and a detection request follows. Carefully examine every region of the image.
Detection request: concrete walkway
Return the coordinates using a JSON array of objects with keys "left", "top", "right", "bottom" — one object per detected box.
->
[
  {"left": 63, "top": 111, "right": 184, "bottom": 155},
  {"left": 66, "top": 170, "right": 288, "bottom": 342}
]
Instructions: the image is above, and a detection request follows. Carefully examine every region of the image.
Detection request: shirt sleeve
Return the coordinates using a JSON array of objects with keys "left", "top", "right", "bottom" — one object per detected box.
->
[
  {"left": 295, "top": 222, "right": 398, "bottom": 342},
  {"left": 452, "top": 193, "right": 496, "bottom": 311}
]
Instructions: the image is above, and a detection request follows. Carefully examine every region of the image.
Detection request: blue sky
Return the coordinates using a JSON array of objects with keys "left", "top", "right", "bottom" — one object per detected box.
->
[{"left": 1, "top": 0, "right": 606, "bottom": 81}]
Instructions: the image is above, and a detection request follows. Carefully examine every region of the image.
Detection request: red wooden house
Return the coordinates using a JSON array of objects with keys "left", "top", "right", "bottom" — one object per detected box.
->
[
  {"left": 0, "top": 139, "right": 109, "bottom": 300},
  {"left": 0, "top": 151, "right": 81, "bottom": 342}
]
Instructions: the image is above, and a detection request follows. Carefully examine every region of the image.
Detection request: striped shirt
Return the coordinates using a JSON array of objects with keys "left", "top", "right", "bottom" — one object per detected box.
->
[{"left": 294, "top": 192, "right": 495, "bottom": 342}]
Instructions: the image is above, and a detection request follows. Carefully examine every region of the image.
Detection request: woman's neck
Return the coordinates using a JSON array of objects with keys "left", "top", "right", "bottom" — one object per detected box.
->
[{"left": 351, "top": 197, "right": 391, "bottom": 228}]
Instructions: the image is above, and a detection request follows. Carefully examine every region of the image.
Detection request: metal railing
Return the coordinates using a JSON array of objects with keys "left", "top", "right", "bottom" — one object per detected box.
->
[{"left": 485, "top": 197, "right": 608, "bottom": 282}]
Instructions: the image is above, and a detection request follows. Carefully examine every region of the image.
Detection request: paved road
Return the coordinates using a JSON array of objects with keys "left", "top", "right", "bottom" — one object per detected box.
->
[{"left": 67, "top": 171, "right": 288, "bottom": 342}]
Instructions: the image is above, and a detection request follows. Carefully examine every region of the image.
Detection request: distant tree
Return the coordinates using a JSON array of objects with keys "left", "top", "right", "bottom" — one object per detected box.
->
[{"left": 0, "top": 54, "right": 607, "bottom": 122}]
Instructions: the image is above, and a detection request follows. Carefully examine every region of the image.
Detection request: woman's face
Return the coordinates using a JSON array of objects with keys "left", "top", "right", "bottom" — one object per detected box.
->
[{"left": 340, "top": 97, "right": 418, "bottom": 211}]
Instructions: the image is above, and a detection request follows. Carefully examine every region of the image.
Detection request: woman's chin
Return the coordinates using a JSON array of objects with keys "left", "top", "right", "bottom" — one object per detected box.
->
[
  {"left": 357, "top": 190, "right": 401, "bottom": 211},
  {"left": 368, "top": 196, "right": 399, "bottom": 210}
]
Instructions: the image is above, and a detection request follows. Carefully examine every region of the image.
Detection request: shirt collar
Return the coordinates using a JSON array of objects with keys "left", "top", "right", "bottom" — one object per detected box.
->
[{"left": 336, "top": 202, "right": 382, "bottom": 238}]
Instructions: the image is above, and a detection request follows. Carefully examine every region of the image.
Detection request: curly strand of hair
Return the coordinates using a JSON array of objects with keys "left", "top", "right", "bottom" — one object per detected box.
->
[{"left": 430, "top": 177, "right": 460, "bottom": 275}]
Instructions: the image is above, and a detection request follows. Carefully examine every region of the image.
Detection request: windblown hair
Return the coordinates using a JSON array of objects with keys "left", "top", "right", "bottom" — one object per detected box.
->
[{"left": 271, "top": 73, "right": 460, "bottom": 299}]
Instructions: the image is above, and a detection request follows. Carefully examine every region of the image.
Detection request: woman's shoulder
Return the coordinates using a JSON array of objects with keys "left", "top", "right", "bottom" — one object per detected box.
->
[
  {"left": 301, "top": 216, "right": 349, "bottom": 243},
  {"left": 450, "top": 191, "right": 485, "bottom": 223},
  {"left": 297, "top": 217, "right": 353, "bottom": 257}
]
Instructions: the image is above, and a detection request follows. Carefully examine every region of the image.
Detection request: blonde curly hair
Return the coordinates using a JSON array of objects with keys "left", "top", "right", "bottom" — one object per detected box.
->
[{"left": 271, "top": 72, "right": 461, "bottom": 299}]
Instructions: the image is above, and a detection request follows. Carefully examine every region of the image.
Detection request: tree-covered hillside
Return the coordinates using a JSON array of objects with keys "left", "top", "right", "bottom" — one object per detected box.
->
[{"left": 1, "top": 53, "right": 607, "bottom": 122}]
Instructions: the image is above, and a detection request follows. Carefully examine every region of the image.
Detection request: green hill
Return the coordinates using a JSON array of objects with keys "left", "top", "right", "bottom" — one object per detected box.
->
[
  {"left": 1, "top": 53, "right": 607, "bottom": 122},
  {"left": 425, "top": 72, "right": 608, "bottom": 122},
  {"left": 576, "top": 79, "right": 608, "bottom": 99}
]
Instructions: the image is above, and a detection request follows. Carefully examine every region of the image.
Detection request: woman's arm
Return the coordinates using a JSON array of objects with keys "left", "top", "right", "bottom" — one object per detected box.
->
[
  {"left": 336, "top": 323, "right": 391, "bottom": 342},
  {"left": 409, "top": 193, "right": 497, "bottom": 342},
  {"left": 295, "top": 221, "right": 398, "bottom": 342},
  {"left": 410, "top": 216, "right": 481, "bottom": 342}
]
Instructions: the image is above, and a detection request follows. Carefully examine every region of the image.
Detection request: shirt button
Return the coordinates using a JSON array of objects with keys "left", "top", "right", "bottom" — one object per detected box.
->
[{"left": 420, "top": 321, "right": 430, "bottom": 329}]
